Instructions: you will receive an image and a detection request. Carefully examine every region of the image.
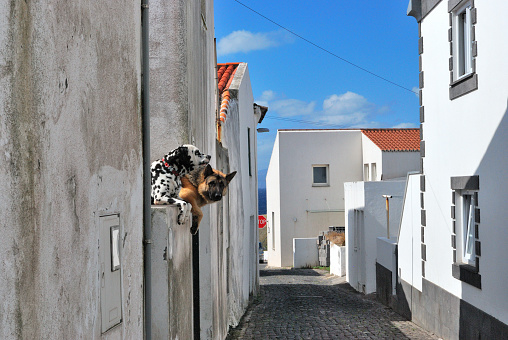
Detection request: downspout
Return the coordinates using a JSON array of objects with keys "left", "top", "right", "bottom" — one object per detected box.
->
[{"left": 141, "top": 0, "right": 152, "bottom": 339}]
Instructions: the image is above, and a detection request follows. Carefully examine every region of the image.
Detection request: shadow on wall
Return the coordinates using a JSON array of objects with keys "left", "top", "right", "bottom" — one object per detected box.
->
[
  {"left": 459, "top": 99, "right": 508, "bottom": 339},
  {"left": 260, "top": 268, "right": 321, "bottom": 278}
]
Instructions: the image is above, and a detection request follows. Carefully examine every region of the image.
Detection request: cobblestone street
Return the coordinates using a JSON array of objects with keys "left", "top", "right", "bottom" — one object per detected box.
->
[{"left": 227, "top": 265, "right": 439, "bottom": 339}]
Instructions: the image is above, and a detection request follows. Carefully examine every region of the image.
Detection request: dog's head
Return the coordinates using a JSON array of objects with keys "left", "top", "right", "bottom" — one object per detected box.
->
[
  {"left": 200, "top": 164, "right": 236, "bottom": 202},
  {"left": 166, "top": 144, "right": 211, "bottom": 174}
]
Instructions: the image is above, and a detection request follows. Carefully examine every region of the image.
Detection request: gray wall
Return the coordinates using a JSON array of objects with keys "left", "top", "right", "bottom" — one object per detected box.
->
[{"left": 0, "top": 1, "right": 144, "bottom": 339}]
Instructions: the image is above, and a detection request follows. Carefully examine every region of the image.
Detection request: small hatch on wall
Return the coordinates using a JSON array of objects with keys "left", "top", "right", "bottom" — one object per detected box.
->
[{"left": 99, "top": 214, "right": 122, "bottom": 333}]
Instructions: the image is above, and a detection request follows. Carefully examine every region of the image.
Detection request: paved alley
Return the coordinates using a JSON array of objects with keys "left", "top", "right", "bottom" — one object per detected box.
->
[{"left": 227, "top": 265, "right": 439, "bottom": 339}]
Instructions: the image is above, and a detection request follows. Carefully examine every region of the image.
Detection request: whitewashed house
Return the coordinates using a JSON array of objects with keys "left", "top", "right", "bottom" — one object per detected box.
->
[
  {"left": 266, "top": 129, "right": 419, "bottom": 268},
  {"left": 377, "top": 1, "right": 508, "bottom": 338},
  {"left": 345, "top": 129, "right": 420, "bottom": 294}
]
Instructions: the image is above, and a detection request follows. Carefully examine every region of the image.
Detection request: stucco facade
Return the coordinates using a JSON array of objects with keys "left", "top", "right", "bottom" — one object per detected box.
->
[
  {"left": 392, "top": 0, "right": 508, "bottom": 338},
  {"left": 0, "top": 1, "right": 144, "bottom": 338}
]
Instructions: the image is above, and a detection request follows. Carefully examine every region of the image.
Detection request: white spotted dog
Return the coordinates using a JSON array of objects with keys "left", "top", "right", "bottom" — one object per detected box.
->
[{"left": 151, "top": 145, "right": 211, "bottom": 224}]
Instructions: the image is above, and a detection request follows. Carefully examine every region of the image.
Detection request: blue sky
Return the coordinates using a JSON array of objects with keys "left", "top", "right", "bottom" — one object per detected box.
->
[{"left": 214, "top": 0, "right": 420, "bottom": 173}]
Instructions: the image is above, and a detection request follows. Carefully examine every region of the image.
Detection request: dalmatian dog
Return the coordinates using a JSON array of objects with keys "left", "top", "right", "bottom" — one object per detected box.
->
[{"left": 151, "top": 144, "right": 211, "bottom": 224}]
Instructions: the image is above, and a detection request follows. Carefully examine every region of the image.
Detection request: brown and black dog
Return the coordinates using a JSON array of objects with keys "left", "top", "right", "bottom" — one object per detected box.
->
[{"left": 179, "top": 163, "right": 236, "bottom": 234}]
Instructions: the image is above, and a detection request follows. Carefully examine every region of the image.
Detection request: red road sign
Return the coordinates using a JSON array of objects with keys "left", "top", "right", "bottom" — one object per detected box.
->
[{"left": 258, "top": 215, "right": 267, "bottom": 229}]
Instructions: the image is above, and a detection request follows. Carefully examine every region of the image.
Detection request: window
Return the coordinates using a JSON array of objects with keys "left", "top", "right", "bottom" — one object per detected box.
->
[
  {"left": 448, "top": 0, "right": 478, "bottom": 100},
  {"left": 247, "top": 128, "right": 252, "bottom": 176},
  {"left": 363, "top": 164, "right": 369, "bottom": 181},
  {"left": 450, "top": 175, "right": 481, "bottom": 288},
  {"left": 371, "top": 163, "right": 377, "bottom": 181},
  {"left": 459, "top": 191, "right": 476, "bottom": 265},
  {"left": 312, "top": 165, "right": 329, "bottom": 186},
  {"left": 453, "top": 3, "right": 472, "bottom": 81}
]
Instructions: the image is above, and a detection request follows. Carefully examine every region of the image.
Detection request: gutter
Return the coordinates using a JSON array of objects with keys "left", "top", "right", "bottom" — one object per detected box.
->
[{"left": 141, "top": 0, "right": 152, "bottom": 338}]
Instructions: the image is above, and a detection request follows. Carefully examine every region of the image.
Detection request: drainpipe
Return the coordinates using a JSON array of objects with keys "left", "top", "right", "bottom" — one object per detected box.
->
[{"left": 141, "top": 0, "right": 152, "bottom": 339}]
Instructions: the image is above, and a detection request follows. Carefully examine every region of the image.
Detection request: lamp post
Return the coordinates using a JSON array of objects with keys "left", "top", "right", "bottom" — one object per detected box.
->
[{"left": 382, "top": 195, "right": 392, "bottom": 238}]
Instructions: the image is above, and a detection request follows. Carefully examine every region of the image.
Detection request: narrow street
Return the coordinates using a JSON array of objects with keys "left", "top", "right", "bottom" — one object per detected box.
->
[{"left": 227, "top": 265, "right": 439, "bottom": 339}]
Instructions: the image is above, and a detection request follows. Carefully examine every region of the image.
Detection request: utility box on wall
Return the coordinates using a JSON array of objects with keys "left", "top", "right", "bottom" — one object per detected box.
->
[{"left": 99, "top": 214, "right": 122, "bottom": 333}]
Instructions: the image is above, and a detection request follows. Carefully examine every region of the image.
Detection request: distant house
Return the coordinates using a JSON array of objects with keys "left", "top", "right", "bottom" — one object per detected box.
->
[
  {"left": 266, "top": 128, "right": 420, "bottom": 267},
  {"left": 376, "top": 1, "right": 508, "bottom": 339}
]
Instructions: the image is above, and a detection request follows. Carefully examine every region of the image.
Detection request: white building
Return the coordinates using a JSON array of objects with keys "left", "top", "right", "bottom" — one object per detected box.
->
[
  {"left": 345, "top": 179, "right": 406, "bottom": 294},
  {"left": 266, "top": 129, "right": 419, "bottom": 267},
  {"left": 384, "top": 1, "right": 508, "bottom": 338}
]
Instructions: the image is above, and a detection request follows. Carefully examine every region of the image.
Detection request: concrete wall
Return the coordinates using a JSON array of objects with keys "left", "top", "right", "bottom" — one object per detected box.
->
[
  {"left": 0, "top": 1, "right": 144, "bottom": 338},
  {"left": 345, "top": 180, "right": 405, "bottom": 294},
  {"left": 419, "top": 0, "right": 508, "bottom": 326},
  {"left": 267, "top": 130, "right": 363, "bottom": 267},
  {"left": 149, "top": 0, "right": 216, "bottom": 158},
  {"left": 330, "top": 245, "right": 346, "bottom": 277},
  {"left": 293, "top": 238, "right": 319, "bottom": 268},
  {"left": 151, "top": 206, "right": 193, "bottom": 339},
  {"left": 376, "top": 237, "right": 397, "bottom": 295}
]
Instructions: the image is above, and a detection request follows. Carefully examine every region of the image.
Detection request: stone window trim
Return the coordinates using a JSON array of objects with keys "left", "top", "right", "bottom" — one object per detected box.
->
[
  {"left": 448, "top": 0, "right": 478, "bottom": 100},
  {"left": 450, "top": 175, "right": 481, "bottom": 289}
]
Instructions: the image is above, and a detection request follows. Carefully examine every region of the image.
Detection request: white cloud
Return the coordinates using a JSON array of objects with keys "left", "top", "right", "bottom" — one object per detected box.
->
[
  {"left": 258, "top": 90, "right": 386, "bottom": 127},
  {"left": 270, "top": 99, "right": 316, "bottom": 117},
  {"left": 392, "top": 122, "right": 418, "bottom": 128},
  {"left": 322, "top": 92, "right": 372, "bottom": 116},
  {"left": 217, "top": 30, "right": 292, "bottom": 56}
]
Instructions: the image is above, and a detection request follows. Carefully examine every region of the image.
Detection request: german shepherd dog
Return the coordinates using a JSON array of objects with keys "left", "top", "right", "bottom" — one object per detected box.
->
[{"left": 179, "top": 164, "right": 236, "bottom": 234}]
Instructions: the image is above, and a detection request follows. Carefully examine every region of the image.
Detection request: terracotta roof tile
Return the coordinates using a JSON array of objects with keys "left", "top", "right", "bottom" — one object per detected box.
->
[
  {"left": 217, "top": 63, "right": 241, "bottom": 142},
  {"left": 361, "top": 128, "right": 420, "bottom": 151},
  {"left": 217, "top": 63, "right": 240, "bottom": 94}
]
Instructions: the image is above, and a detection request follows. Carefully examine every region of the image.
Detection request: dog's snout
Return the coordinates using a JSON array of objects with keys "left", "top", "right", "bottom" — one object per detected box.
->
[{"left": 213, "top": 193, "right": 222, "bottom": 200}]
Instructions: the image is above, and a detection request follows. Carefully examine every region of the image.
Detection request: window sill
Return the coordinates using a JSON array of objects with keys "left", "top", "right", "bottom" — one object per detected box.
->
[
  {"left": 452, "top": 262, "right": 481, "bottom": 289},
  {"left": 312, "top": 184, "right": 330, "bottom": 187},
  {"left": 449, "top": 73, "right": 478, "bottom": 100}
]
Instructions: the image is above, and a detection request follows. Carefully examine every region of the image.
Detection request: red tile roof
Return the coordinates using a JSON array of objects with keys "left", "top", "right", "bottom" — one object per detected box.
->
[
  {"left": 217, "top": 63, "right": 241, "bottom": 142},
  {"left": 361, "top": 128, "right": 420, "bottom": 151},
  {"left": 217, "top": 63, "right": 240, "bottom": 94}
]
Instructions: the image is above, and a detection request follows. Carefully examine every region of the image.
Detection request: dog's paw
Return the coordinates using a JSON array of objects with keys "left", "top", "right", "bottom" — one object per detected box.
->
[
  {"left": 177, "top": 202, "right": 192, "bottom": 225},
  {"left": 190, "top": 217, "right": 199, "bottom": 235}
]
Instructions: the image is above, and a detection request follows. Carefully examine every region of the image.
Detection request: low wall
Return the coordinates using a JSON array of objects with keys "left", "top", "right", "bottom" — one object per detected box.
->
[
  {"left": 151, "top": 206, "right": 193, "bottom": 339},
  {"left": 293, "top": 238, "right": 318, "bottom": 268},
  {"left": 330, "top": 245, "right": 346, "bottom": 277}
]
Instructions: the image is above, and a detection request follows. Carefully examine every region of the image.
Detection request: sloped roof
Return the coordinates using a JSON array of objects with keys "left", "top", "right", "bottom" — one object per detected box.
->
[
  {"left": 361, "top": 128, "right": 420, "bottom": 151},
  {"left": 217, "top": 63, "right": 240, "bottom": 124}
]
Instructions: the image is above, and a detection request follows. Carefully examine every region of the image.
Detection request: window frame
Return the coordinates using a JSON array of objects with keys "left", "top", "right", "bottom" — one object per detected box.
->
[
  {"left": 448, "top": 0, "right": 478, "bottom": 100},
  {"left": 452, "top": 3, "right": 473, "bottom": 82},
  {"left": 459, "top": 190, "right": 476, "bottom": 265},
  {"left": 312, "top": 164, "right": 329, "bottom": 187}
]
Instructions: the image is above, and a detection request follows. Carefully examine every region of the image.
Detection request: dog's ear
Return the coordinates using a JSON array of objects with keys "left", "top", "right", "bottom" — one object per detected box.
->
[
  {"left": 203, "top": 164, "right": 214, "bottom": 178},
  {"left": 226, "top": 171, "right": 237, "bottom": 183}
]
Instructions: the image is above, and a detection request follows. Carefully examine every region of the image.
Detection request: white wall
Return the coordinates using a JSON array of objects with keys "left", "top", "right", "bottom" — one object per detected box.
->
[
  {"left": 221, "top": 63, "right": 259, "bottom": 330},
  {"left": 268, "top": 130, "right": 363, "bottom": 267},
  {"left": 397, "top": 173, "right": 422, "bottom": 291},
  {"left": 421, "top": 0, "right": 508, "bottom": 324},
  {"left": 266, "top": 134, "right": 281, "bottom": 267},
  {"left": 382, "top": 152, "right": 420, "bottom": 180},
  {"left": 345, "top": 180, "right": 406, "bottom": 294},
  {"left": 361, "top": 135, "right": 383, "bottom": 181}
]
